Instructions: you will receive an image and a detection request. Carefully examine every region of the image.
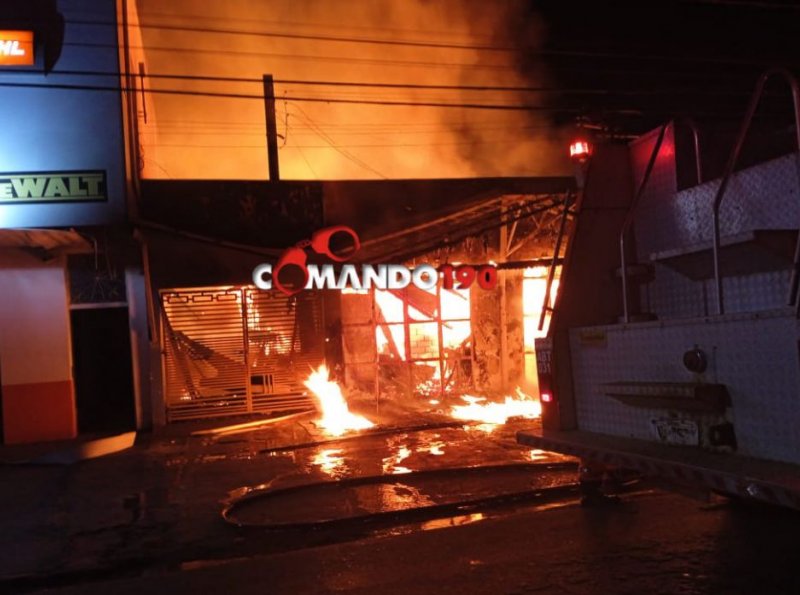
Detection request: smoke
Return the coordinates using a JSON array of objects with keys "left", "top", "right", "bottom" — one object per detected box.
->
[{"left": 132, "top": 0, "right": 571, "bottom": 180}]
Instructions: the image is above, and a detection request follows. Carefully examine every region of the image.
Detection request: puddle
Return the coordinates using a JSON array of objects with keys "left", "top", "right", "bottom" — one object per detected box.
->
[{"left": 311, "top": 449, "right": 349, "bottom": 479}]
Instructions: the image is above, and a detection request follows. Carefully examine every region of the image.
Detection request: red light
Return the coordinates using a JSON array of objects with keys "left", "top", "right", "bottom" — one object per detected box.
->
[
  {"left": 540, "top": 392, "right": 553, "bottom": 403},
  {"left": 569, "top": 140, "right": 591, "bottom": 159}
]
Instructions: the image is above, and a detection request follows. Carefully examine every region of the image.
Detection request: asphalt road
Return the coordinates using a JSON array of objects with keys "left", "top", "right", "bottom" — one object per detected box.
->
[
  {"left": 40, "top": 488, "right": 800, "bottom": 595},
  {"left": 4, "top": 412, "right": 800, "bottom": 594}
]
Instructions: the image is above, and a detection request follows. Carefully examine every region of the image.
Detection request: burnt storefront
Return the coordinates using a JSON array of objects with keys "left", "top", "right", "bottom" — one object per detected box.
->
[{"left": 138, "top": 176, "right": 574, "bottom": 425}]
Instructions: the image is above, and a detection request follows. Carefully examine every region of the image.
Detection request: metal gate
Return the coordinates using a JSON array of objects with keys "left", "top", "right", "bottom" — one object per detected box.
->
[{"left": 161, "top": 286, "right": 324, "bottom": 421}]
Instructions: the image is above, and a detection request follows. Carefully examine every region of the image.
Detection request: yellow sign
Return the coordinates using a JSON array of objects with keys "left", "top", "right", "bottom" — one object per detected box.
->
[
  {"left": 579, "top": 328, "right": 607, "bottom": 347},
  {"left": 0, "top": 30, "right": 34, "bottom": 66},
  {"left": 0, "top": 171, "right": 107, "bottom": 204}
]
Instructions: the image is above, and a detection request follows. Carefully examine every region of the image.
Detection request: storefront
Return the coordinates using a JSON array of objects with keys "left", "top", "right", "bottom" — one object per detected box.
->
[{"left": 0, "top": 0, "right": 147, "bottom": 444}]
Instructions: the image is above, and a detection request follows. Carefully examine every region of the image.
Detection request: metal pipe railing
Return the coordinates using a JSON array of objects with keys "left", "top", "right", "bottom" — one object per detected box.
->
[
  {"left": 711, "top": 68, "right": 800, "bottom": 315},
  {"left": 685, "top": 117, "right": 704, "bottom": 186},
  {"left": 538, "top": 192, "right": 572, "bottom": 331},
  {"left": 620, "top": 123, "right": 669, "bottom": 323}
]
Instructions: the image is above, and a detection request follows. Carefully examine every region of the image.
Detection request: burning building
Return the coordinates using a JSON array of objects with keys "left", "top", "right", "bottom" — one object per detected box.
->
[
  {"left": 117, "top": 0, "right": 578, "bottom": 430},
  {"left": 143, "top": 175, "right": 574, "bottom": 425},
  {"left": 0, "top": 0, "right": 577, "bottom": 443}
]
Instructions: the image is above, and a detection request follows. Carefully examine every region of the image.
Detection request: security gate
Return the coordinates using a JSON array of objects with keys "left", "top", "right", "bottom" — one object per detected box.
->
[{"left": 161, "top": 286, "right": 324, "bottom": 421}]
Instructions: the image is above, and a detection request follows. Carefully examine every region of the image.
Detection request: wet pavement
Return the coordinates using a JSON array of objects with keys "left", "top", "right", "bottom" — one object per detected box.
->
[
  {"left": 0, "top": 404, "right": 571, "bottom": 592},
  {"left": 2, "top": 405, "right": 800, "bottom": 594}
]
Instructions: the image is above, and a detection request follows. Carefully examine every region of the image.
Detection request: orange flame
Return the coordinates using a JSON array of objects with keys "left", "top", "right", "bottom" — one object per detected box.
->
[
  {"left": 449, "top": 387, "right": 541, "bottom": 431},
  {"left": 304, "top": 364, "right": 374, "bottom": 436}
]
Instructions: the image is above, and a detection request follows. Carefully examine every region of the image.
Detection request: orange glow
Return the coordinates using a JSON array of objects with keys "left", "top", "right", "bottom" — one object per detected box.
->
[
  {"left": 374, "top": 287, "right": 472, "bottom": 396},
  {"left": 129, "top": 2, "right": 572, "bottom": 180},
  {"left": 0, "top": 31, "right": 34, "bottom": 66},
  {"left": 382, "top": 439, "right": 413, "bottom": 475},
  {"left": 523, "top": 269, "right": 559, "bottom": 350},
  {"left": 374, "top": 290, "right": 407, "bottom": 359},
  {"left": 312, "top": 448, "right": 347, "bottom": 477},
  {"left": 449, "top": 387, "right": 541, "bottom": 431},
  {"left": 304, "top": 364, "right": 374, "bottom": 436}
]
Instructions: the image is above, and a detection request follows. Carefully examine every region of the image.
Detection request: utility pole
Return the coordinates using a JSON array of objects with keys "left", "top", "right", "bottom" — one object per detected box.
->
[{"left": 263, "top": 74, "right": 280, "bottom": 182}]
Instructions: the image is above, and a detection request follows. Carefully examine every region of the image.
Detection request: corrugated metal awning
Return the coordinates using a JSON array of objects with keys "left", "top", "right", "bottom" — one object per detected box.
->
[{"left": 0, "top": 228, "right": 92, "bottom": 254}]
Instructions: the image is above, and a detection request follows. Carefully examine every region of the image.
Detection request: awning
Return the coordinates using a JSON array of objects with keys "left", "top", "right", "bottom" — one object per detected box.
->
[{"left": 0, "top": 228, "right": 92, "bottom": 255}]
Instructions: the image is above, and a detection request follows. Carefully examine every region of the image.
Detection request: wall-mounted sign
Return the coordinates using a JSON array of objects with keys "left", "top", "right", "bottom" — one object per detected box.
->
[
  {"left": 0, "top": 171, "right": 107, "bottom": 204},
  {"left": 0, "top": 30, "right": 34, "bottom": 66}
]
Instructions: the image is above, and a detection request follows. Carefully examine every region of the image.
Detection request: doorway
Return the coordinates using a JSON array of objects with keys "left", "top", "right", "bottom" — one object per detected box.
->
[{"left": 70, "top": 306, "right": 136, "bottom": 434}]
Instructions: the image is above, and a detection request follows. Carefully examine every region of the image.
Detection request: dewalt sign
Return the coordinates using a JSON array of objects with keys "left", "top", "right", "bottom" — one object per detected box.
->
[{"left": 0, "top": 171, "right": 107, "bottom": 204}]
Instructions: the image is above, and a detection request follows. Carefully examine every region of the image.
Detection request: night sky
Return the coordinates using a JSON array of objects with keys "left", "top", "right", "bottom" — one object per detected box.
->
[{"left": 532, "top": 1, "right": 800, "bottom": 134}]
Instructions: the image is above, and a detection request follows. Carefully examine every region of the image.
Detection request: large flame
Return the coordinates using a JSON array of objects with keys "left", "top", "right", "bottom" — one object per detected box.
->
[
  {"left": 304, "top": 364, "right": 374, "bottom": 436},
  {"left": 450, "top": 387, "right": 541, "bottom": 431}
]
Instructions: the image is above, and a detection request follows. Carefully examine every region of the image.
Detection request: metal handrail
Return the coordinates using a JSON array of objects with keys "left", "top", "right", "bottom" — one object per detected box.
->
[
  {"left": 620, "top": 123, "right": 669, "bottom": 323},
  {"left": 538, "top": 191, "right": 572, "bottom": 331},
  {"left": 685, "top": 117, "right": 704, "bottom": 186},
  {"left": 711, "top": 68, "right": 800, "bottom": 315}
]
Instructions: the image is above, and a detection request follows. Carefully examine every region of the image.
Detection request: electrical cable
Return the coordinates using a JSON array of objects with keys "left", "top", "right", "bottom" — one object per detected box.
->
[
  {"left": 3, "top": 67, "right": 776, "bottom": 97},
  {"left": 31, "top": 16, "right": 790, "bottom": 66},
  {"left": 0, "top": 80, "right": 576, "bottom": 111}
]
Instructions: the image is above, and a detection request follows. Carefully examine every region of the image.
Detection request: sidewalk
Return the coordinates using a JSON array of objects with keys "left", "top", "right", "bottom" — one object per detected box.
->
[{"left": 0, "top": 414, "right": 319, "bottom": 583}]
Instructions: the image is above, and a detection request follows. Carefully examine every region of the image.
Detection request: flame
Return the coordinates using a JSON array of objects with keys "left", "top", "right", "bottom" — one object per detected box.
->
[
  {"left": 449, "top": 387, "right": 541, "bottom": 431},
  {"left": 304, "top": 364, "right": 374, "bottom": 436}
]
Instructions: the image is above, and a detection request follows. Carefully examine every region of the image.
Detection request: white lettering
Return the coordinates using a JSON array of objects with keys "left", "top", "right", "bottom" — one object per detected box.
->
[
  {"left": 252, "top": 264, "right": 273, "bottom": 289},
  {"left": 361, "top": 265, "right": 388, "bottom": 289},
  {"left": 412, "top": 264, "right": 438, "bottom": 290},
  {"left": 306, "top": 264, "right": 337, "bottom": 289},
  {"left": 83, "top": 175, "right": 103, "bottom": 197},
  {"left": 0, "top": 183, "right": 12, "bottom": 198},
  {"left": 67, "top": 177, "right": 87, "bottom": 197},
  {"left": 387, "top": 265, "right": 411, "bottom": 289},
  {"left": 10, "top": 177, "right": 46, "bottom": 198},
  {"left": 44, "top": 178, "right": 69, "bottom": 198},
  {"left": 0, "top": 40, "right": 24, "bottom": 56},
  {"left": 336, "top": 264, "right": 362, "bottom": 290}
]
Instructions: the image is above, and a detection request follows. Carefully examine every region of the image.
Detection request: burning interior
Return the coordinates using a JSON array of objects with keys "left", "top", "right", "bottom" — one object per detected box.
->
[
  {"left": 155, "top": 182, "right": 573, "bottom": 434},
  {"left": 121, "top": 0, "right": 577, "bottom": 437}
]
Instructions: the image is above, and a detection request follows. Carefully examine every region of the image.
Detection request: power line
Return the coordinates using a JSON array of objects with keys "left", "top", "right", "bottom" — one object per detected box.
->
[
  {"left": 287, "top": 103, "right": 388, "bottom": 179},
  {"left": 59, "top": 18, "right": 522, "bottom": 53},
  {"left": 3, "top": 67, "right": 769, "bottom": 97},
  {"left": 143, "top": 140, "right": 555, "bottom": 149},
  {"left": 64, "top": 42, "right": 519, "bottom": 71},
  {"left": 137, "top": 9, "right": 501, "bottom": 45},
  {"left": 0, "top": 80, "right": 577, "bottom": 112},
  {"left": 0, "top": 80, "right": 786, "bottom": 120},
  {"left": 680, "top": 0, "right": 800, "bottom": 8},
  {"left": 139, "top": 125, "right": 559, "bottom": 137},
  {"left": 40, "top": 17, "right": 790, "bottom": 66}
]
